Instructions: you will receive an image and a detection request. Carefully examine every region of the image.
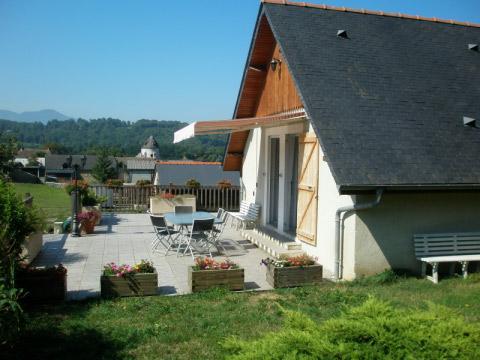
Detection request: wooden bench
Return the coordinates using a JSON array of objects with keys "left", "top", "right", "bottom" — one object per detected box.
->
[
  {"left": 413, "top": 232, "right": 480, "bottom": 283},
  {"left": 228, "top": 201, "right": 261, "bottom": 230}
]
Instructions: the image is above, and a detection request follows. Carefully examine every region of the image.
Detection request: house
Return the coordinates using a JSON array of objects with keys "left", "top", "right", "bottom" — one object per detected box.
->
[
  {"left": 154, "top": 161, "right": 239, "bottom": 186},
  {"left": 45, "top": 154, "right": 117, "bottom": 182},
  {"left": 125, "top": 158, "right": 157, "bottom": 184},
  {"left": 14, "top": 147, "right": 50, "bottom": 167},
  {"left": 174, "top": 0, "right": 480, "bottom": 280}
]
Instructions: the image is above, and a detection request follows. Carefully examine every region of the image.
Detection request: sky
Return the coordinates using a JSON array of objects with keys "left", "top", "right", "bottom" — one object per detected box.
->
[{"left": 1, "top": 0, "right": 479, "bottom": 122}]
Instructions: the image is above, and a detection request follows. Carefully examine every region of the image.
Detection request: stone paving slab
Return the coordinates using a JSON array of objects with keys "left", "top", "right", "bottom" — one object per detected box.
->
[{"left": 34, "top": 213, "right": 273, "bottom": 300}]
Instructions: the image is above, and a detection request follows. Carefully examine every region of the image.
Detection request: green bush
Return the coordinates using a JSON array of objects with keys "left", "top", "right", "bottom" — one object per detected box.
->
[
  {"left": 224, "top": 297, "right": 480, "bottom": 359},
  {"left": 0, "top": 284, "right": 24, "bottom": 347}
]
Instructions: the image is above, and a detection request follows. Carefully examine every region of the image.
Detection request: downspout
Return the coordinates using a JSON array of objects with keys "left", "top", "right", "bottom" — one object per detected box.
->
[{"left": 334, "top": 188, "right": 384, "bottom": 281}]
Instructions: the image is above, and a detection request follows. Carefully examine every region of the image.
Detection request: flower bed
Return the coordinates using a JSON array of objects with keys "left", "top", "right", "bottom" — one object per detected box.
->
[
  {"left": 100, "top": 260, "right": 158, "bottom": 298},
  {"left": 262, "top": 254, "right": 322, "bottom": 288},
  {"left": 188, "top": 257, "right": 244, "bottom": 293},
  {"left": 16, "top": 264, "right": 67, "bottom": 303}
]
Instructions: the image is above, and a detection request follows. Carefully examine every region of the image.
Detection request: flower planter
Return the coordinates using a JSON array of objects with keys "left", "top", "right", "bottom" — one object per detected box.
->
[
  {"left": 100, "top": 271, "right": 158, "bottom": 298},
  {"left": 266, "top": 263, "right": 323, "bottom": 288},
  {"left": 82, "top": 206, "right": 102, "bottom": 225},
  {"left": 80, "top": 220, "right": 95, "bottom": 234},
  {"left": 188, "top": 267, "right": 244, "bottom": 292},
  {"left": 16, "top": 271, "right": 66, "bottom": 303}
]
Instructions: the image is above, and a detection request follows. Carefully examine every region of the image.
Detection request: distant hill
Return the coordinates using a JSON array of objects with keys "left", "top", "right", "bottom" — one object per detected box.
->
[
  {"left": 0, "top": 109, "right": 71, "bottom": 123},
  {"left": 0, "top": 117, "right": 226, "bottom": 161}
]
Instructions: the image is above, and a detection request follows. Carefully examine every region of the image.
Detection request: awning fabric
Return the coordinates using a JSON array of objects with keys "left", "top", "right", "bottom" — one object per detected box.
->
[{"left": 173, "top": 108, "right": 306, "bottom": 143}]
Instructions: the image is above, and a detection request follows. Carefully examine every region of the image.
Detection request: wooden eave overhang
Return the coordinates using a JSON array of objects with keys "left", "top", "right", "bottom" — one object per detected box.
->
[{"left": 223, "top": 12, "right": 277, "bottom": 171}]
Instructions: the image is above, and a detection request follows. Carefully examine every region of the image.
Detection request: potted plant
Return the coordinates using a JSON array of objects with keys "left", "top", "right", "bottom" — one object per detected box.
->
[
  {"left": 78, "top": 211, "right": 98, "bottom": 234},
  {"left": 82, "top": 190, "right": 104, "bottom": 225},
  {"left": 16, "top": 264, "right": 67, "bottom": 303},
  {"left": 217, "top": 179, "right": 232, "bottom": 189},
  {"left": 185, "top": 178, "right": 200, "bottom": 189},
  {"left": 188, "top": 257, "right": 244, "bottom": 292},
  {"left": 261, "top": 254, "right": 322, "bottom": 288},
  {"left": 100, "top": 260, "right": 157, "bottom": 298}
]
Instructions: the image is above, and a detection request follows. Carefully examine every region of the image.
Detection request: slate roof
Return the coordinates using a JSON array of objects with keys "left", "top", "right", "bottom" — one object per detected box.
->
[
  {"left": 45, "top": 155, "right": 116, "bottom": 171},
  {"left": 157, "top": 162, "right": 239, "bottom": 186},
  {"left": 259, "top": 2, "right": 480, "bottom": 191},
  {"left": 142, "top": 135, "right": 159, "bottom": 149},
  {"left": 127, "top": 159, "right": 157, "bottom": 170}
]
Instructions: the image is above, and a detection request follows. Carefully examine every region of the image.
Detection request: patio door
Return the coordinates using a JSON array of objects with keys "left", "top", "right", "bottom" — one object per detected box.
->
[
  {"left": 296, "top": 134, "right": 319, "bottom": 245},
  {"left": 268, "top": 137, "right": 280, "bottom": 227},
  {"left": 285, "top": 135, "right": 299, "bottom": 235}
]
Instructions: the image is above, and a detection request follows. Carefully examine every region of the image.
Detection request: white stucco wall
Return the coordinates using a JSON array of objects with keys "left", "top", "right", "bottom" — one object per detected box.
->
[
  {"left": 240, "top": 128, "right": 264, "bottom": 205},
  {"left": 299, "top": 141, "right": 355, "bottom": 279},
  {"left": 140, "top": 147, "right": 159, "bottom": 159}
]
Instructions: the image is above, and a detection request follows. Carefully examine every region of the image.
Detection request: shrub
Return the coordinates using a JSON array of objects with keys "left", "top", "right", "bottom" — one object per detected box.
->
[
  {"left": 106, "top": 179, "right": 123, "bottom": 187},
  {"left": 224, "top": 297, "right": 480, "bottom": 359},
  {"left": 136, "top": 180, "right": 151, "bottom": 187},
  {"left": 0, "top": 284, "right": 24, "bottom": 347},
  {"left": 185, "top": 178, "right": 200, "bottom": 189}
]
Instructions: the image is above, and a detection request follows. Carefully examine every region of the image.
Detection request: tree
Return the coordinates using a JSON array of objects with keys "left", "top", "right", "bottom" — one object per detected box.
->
[
  {"left": 0, "top": 133, "right": 18, "bottom": 179},
  {"left": 91, "top": 149, "right": 116, "bottom": 184}
]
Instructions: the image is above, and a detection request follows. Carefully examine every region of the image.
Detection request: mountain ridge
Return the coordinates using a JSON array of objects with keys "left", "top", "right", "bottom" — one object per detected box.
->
[{"left": 0, "top": 109, "right": 71, "bottom": 123}]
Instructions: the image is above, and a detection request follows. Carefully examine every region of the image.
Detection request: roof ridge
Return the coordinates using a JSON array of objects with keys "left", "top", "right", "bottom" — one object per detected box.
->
[{"left": 261, "top": 0, "right": 480, "bottom": 28}]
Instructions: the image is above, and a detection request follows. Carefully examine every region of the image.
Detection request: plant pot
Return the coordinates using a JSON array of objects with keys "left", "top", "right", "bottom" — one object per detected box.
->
[
  {"left": 266, "top": 263, "right": 323, "bottom": 288},
  {"left": 16, "top": 272, "right": 66, "bottom": 303},
  {"left": 82, "top": 206, "right": 102, "bottom": 225},
  {"left": 188, "top": 267, "right": 244, "bottom": 292},
  {"left": 80, "top": 220, "right": 95, "bottom": 234},
  {"left": 100, "top": 271, "right": 158, "bottom": 298}
]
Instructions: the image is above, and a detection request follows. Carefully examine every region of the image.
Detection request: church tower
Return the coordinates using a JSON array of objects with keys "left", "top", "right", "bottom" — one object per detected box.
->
[{"left": 140, "top": 135, "right": 160, "bottom": 159}]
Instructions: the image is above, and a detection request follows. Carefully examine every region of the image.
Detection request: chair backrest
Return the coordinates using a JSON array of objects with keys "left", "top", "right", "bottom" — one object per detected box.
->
[
  {"left": 191, "top": 218, "right": 214, "bottom": 233},
  {"left": 239, "top": 201, "right": 260, "bottom": 220},
  {"left": 175, "top": 205, "right": 193, "bottom": 215},
  {"left": 150, "top": 215, "right": 167, "bottom": 228},
  {"left": 413, "top": 232, "right": 480, "bottom": 258},
  {"left": 216, "top": 208, "right": 226, "bottom": 220}
]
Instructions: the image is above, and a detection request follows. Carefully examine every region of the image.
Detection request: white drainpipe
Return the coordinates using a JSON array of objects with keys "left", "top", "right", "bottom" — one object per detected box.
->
[{"left": 334, "top": 188, "right": 384, "bottom": 280}]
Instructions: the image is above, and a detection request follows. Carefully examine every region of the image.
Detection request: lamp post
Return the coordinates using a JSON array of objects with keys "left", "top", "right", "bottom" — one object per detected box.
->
[{"left": 64, "top": 155, "right": 86, "bottom": 237}]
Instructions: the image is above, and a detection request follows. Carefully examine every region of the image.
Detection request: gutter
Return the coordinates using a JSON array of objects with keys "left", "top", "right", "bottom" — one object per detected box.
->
[{"left": 334, "top": 188, "right": 384, "bottom": 280}]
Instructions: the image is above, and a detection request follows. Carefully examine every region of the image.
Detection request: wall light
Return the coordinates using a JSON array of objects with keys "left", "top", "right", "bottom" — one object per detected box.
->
[{"left": 270, "top": 58, "right": 282, "bottom": 71}]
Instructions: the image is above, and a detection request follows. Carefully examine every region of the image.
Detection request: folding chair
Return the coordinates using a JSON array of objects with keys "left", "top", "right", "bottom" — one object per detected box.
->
[
  {"left": 174, "top": 205, "right": 193, "bottom": 215},
  {"left": 149, "top": 215, "right": 180, "bottom": 255},
  {"left": 177, "top": 218, "right": 215, "bottom": 259}
]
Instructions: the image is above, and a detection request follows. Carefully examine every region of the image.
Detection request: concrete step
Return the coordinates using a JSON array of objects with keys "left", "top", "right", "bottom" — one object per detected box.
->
[
  {"left": 252, "top": 228, "right": 302, "bottom": 250},
  {"left": 241, "top": 229, "right": 304, "bottom": 259}
]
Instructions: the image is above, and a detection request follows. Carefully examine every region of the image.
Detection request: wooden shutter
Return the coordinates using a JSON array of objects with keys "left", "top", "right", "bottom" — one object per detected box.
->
[{"left": 296, "top": 134, "right": 319, "bottom": 245}]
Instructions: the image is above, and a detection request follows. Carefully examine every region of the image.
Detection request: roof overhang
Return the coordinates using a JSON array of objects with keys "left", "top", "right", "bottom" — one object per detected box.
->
[
  {"left": 339, "top": 184, "right": 480, "bottom": 195},
  {"left": 173, "top": 108, "right": 306, "bottom": 144}
]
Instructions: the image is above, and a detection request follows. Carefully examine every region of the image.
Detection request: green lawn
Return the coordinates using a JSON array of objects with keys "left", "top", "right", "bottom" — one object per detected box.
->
[
  {"left": 5, "top": 275, "right": 480, "bottom": 359},
  {"left": 13, "top": 183, "right": 70, "bottom": 222}
]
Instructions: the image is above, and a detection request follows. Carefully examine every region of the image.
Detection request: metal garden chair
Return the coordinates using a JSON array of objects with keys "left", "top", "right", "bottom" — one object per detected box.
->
[
  {"left": 149, "top": 215, "right": 180, "bottom": 255},
  {"left": 177, "top": 218, "right": 215, "bottom": 259}
]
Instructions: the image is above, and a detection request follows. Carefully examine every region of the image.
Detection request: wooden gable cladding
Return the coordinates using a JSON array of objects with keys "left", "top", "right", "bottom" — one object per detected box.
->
[{"left": 224, "top": 15, "right": 304, "bottom": 171}]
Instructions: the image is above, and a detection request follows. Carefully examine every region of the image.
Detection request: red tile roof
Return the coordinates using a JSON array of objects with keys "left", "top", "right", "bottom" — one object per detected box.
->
[
  {"left": 156, "top": 161, "right": 222, "bottom": 166},
  {"left": 262, "top": 0, "right": 480, "bottom": 28}
]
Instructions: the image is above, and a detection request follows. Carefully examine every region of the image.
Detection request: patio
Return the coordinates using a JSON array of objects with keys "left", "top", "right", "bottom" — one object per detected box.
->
[{"left": 34, "top": 213, "right": 273, "bottom": 300}]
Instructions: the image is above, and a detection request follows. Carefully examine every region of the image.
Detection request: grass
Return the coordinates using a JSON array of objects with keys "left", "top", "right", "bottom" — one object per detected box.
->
[
  {"left": 12, "top": 183, "right": 70, "bottom": 222},
  {"left": 4, "top": 274, "right": 480, "bottom": 359}
]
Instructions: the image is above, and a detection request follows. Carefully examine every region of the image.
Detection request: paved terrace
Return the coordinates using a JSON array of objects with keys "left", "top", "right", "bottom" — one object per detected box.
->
[{"left": 34, "top": 213, "right": 273, "bottom": 300}]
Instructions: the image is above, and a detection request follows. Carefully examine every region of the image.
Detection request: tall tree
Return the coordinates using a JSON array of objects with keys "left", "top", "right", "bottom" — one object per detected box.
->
[
  {"left": 0, "top": 133, "right": 18, "bottom": 179},
  {"left": 91, "top": 149, "right": 116, "bottom": 184}
]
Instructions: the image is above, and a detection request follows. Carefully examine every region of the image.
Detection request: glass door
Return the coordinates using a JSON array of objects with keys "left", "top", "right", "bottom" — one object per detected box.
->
[{"left": 268, "top": 137, "right": 280, "bottom": 227}]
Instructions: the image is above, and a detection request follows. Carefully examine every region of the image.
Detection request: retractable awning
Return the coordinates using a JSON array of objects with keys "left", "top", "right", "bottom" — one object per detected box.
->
[{"left": 173, "top": 108, "right": 306, "bottom": 143}]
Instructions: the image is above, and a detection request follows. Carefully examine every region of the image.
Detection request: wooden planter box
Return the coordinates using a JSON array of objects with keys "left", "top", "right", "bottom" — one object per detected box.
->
[
  {"left": 188, "top": 267, "right": 244, "bottom": 292},
  {"left": 100, "top": 272, "right": 158, "bottom": 298},
  {"left": 16, "top": 272, "right": 66, "bottom": 303},
  {"left": 266, "top": 263, "right": 323, "bottom": 288}
]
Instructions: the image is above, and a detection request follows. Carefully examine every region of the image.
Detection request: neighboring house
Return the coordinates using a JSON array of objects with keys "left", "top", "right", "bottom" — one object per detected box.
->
[
  {"left": 174, "top": 1, "right": 480, "bottom": 280},
  {"left": 45, "top": 154, "right": 117, "bottom": 182},
  {"left": 126, "top": 158, "right": 156, "bottom": 184},
  {"left": 14, "top": 147, "right": 51, "bottom": 167},
  {"left": 137, "top": 135, "right": 160, "bottom": 159},
  {"left": 154, "top": 161, "right": 239, "bottom": 186}
]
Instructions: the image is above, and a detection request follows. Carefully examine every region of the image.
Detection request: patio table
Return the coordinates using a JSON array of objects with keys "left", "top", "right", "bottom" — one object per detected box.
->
[{"left": 164, "top": 211, "right": 221, "bottom": 228}]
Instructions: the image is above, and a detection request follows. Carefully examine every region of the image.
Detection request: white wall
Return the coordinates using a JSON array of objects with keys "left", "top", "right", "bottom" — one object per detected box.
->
[
  {"left": 299, "top": 137, "right": 355, "bottom": 279},
  {"left": 241, "top": 128, "right": 264, "bottom": 205},
  {"left": 140, "top": 148, "right": 159, "bottom": 159}
]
